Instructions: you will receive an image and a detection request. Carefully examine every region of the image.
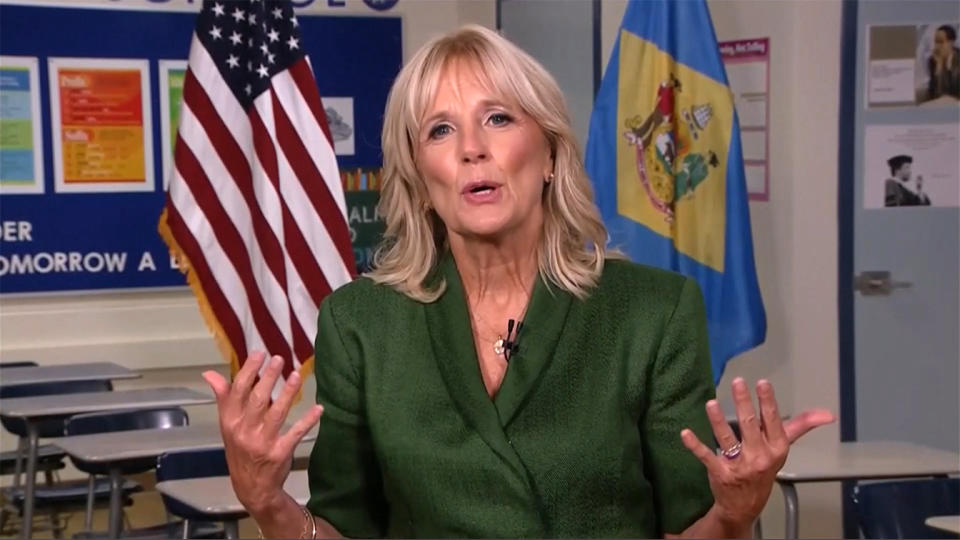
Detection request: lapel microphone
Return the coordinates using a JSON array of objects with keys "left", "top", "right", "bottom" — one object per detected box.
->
[{"left": 503, "top": 318, "right": 524, "bottom": 362}]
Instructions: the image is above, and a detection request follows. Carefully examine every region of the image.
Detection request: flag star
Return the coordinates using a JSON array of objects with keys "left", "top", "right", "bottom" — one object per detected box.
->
[
  {"left": 211, "top": 2, "right": 225, "bottom": 16},
  {"left": 231, "top": 8, "right": 245, "bottom": 23},
  {"left": 286, "top": 36, "right": 299, "bottom": 50},
  {"left": 247, "top": 60, "right": 252, "bottom": 71},
  {"left": 244, "top": 84, "right": 252, "bottom": 95},
  {"left": 260, "top": 42, "right": 269, "bottom": 55},
  {"left": 226, "top": 54, "right": 239, "bottom": 68},
  {"left": 267, "top": 28, "right": 279, "bottom": 43},
  {"left": 229, "top": 31, "right": 242, "bottom": 46},
  {"left": 272, "top": 7, "right": 283, "bottom": 19},
  {"left": 267, "top": 52, "right": 276, "bottom": 64},
  {"left": 257, "top": 64, "right": 269, "bottom": 78},
  {"left": 248, "top": 13, "right": 257, "bottom": 25},
  {"left": 290, "top": 15, "right": 298, "bottom": 28},
  {"left": 248, "top": 37, "right": 254, "bottom": 47},
  {"left": 208, "top": 25, "right": 222, "bottom": 40}
]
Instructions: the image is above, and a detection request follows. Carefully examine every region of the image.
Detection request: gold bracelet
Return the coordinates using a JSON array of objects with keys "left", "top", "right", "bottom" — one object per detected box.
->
[
  {"left": 301, "top": 504, "right": 318, "bottom": 539},
  {"left": 256, "top": 505, "right": 314, "bottom": 539}
]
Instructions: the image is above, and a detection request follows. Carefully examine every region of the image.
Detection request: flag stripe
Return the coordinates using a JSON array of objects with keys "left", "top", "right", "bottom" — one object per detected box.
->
[
  {"left": 288, "top": 60, "right": 334, "bottom": 146},
  {"left": 272, "top": 89, "right": 355, "bottom": 269},
  {"left": 247, "top": 108, "right": 333, "bottom": 308},
  {"left": 276, "top": 68, "right": 348, "bottom": 214},
  {"left": 254, "top": 94, "right": 351, "bottom": 295},
  {"left": 165, "top": 200, "right": 249, "bottom": 361},
  {"left": 168, "top": 164, "right": 265, "bottom": 356},
  {"left": 174, "top": 141, "right": 292, "bottom": 360}
]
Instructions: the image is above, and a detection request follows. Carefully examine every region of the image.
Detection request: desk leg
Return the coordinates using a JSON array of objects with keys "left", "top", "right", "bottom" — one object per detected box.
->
[
  {"left": 107, "top": 468, "right": 123, "bottom": 539},
  {"left": 13, "top": 436, "right": 26, "bottom": 489},
  {"left": 780, "top": 481, "right": 799, "bottom": 539},
  {"left": 21, "top": 421, "right": 39, "bottom": 539},
  {"left": 223, "top": 520, "right": 240, "bottom": 539}
]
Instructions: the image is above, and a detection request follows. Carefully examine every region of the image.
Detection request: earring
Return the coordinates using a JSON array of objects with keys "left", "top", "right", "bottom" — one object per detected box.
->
[{"left": 545, "top": 173, "right": 555, "bottom": 184}]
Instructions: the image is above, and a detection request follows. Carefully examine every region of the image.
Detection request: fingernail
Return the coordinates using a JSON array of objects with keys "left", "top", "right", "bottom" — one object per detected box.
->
[
  {"left": 733, "top": 377, "right": 745, "bottom": 385},
  {"left": 287, "top": 371, "right": 300, "bottom": 384}
]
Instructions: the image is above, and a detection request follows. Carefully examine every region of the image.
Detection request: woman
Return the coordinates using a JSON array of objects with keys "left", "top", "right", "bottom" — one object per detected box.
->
[
  {"left": 927, "top": 24, "right": 960, "bottom": 101},
  {"left": 203, "top": 25, "right": 834, "bottom": 538}
]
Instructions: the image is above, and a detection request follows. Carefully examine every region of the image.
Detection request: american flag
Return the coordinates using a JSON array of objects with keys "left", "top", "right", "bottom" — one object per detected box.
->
[{"left": 159, "top": 0, "right": 355, "bottom": 381}]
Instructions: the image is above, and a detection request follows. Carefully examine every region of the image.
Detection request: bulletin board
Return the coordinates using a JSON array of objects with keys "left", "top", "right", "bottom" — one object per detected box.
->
[{"left": 0, "top": 3, "right": 399, "bottom": 294}]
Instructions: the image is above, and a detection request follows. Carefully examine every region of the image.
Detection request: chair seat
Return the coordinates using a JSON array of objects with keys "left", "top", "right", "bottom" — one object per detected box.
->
[
  {"left": 3, "top": 477, "right": 140, "bottom": 509},
  {"left": 0, "top": 444, "right": 66, "bottom": 475}
]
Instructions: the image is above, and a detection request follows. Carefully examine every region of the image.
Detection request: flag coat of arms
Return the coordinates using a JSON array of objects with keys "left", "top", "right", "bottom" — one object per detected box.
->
[
  {"left": 585, "top": 0, "right": 765, "bottom": 382},
  {"left": 159, "top": 0, "right": 356, "bottom": 381}
]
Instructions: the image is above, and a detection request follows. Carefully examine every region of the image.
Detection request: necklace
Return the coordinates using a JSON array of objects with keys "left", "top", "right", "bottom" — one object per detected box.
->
[
  {"left": 470, "top": 309, "right": 508, "bottom": 355},
  {"left": 468, "top": 295, "right": 531, "bottom": 357}
]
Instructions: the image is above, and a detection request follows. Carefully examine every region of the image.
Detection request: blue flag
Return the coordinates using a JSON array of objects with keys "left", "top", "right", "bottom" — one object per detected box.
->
[{"left": 585, "top": 0, "right": 765, "bottom": 383}]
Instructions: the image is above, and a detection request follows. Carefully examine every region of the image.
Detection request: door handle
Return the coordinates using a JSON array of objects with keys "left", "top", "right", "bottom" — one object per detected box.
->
[{"left": 854, "top": 271, "right": 912, "bottom": 296}]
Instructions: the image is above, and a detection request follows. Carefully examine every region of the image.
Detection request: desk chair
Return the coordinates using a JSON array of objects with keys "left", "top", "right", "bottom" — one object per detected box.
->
[
  {"left": 0, "top": 362, "right": 68, "bottom": 479},
  {"left": 64, "top": 407, "right": 189, "bottom": 536},
  {"left": 0, "top": 378, "right": 113, "bottom": 537},
  {"left": 157, "top": 448, "right": 238, "bottom": 539},
  {"left": 852, "top": 477, "right": 960, "bottom": 539}
]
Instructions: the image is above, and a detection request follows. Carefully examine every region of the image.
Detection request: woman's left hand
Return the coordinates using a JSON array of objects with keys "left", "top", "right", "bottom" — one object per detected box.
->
[{"left": 680, "top": 378, "right": 835, "bottom": 530}]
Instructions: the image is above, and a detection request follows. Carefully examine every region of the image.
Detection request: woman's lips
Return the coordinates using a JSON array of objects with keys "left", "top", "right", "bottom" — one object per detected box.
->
[{"left": 461, "top": 181, "right": 502, "bottom": 204}]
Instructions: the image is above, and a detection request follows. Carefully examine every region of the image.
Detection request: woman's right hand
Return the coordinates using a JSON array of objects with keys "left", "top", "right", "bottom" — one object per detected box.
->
[{"left": 202, "top": 351, "right": 324, "bottom": 518}]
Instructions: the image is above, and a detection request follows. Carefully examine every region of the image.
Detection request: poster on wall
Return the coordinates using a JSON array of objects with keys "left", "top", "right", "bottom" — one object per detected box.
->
[
  {"left": 867, "top": 22, "right": 960, "bottom": 108},
  {"left": 0, "top": 56, "right": 44, "bottom": 195},
  {"left": 49, "top": 57, "right": 155, "bottom": 193},
  {"left": 720, "top": 37, "right": 770, "bottom": 201},
  {"left": 159, "top": 60, "right": 187, "bottom": 189},
  {"left": 323, "top": 96, "right": 355, "bottom": 156},
  {"left": 863, "top": 123, "right": 960, "bottom": 208}
]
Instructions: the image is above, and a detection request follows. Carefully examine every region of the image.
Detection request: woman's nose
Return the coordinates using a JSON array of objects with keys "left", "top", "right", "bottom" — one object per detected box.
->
[{"left": 459, "top": 125, "right": 489, "bottom": 164}]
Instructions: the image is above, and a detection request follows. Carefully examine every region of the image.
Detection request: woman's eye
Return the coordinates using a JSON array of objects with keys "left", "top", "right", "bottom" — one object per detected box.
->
[
  {"left": 428, "top": 124, "right": 451, "bottom": 139},
  {"left": 488, "top": 113, "right": 512, "bottom": 126}
]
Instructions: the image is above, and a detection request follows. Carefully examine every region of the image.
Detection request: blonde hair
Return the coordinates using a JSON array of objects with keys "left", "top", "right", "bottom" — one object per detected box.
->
[{"left": 367, "top": 24, "right": 610, "bottom": 302}]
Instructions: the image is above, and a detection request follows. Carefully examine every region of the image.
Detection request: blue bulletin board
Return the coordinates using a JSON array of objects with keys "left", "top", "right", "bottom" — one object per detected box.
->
[{"left": 0, "top": 4, "right": 400, "bottom": 294}]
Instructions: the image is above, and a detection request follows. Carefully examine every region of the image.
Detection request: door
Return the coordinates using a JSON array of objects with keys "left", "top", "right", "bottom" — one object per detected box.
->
[
  {"left": 498, "top": 0, "right": 597, "bottom": 146},
  {"left": 849, "top": 0, "right": 959, "bottom": 453}
]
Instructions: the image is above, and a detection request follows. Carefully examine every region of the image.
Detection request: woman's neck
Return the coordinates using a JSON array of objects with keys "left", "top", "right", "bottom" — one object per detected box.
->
[{"left": 449, "top": 233, "right": 539, "bottom": 307}]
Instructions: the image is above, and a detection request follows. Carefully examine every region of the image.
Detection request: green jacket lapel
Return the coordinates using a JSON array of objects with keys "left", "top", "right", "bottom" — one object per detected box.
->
[
  {"left": 424, "top": 253, "right": 527, "bottom": 479},
  {"left": 494, "top": 275, "right": 575, "bottom": 427}
]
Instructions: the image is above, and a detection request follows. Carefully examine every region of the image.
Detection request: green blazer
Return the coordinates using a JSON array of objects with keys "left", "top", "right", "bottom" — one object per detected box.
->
[{"left": 307, "top": 253, "right": 716, "bottom": 538}]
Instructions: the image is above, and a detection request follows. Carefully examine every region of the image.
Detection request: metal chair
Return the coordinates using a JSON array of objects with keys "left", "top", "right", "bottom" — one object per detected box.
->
[
  {"left": 852, "top": 477, "right": 960, "bottom": 539},
  {"left": 0, "top": 378, "right": 113, "bottom": 537},
  {"left": 64, "top": 407, "right": 190, "bottom": 536},
  {"left": 157, "top": 448, "right": 239, "bottom": 539},
  {"left": 0, "top": 361, "right": 64, "bottom": 479}
]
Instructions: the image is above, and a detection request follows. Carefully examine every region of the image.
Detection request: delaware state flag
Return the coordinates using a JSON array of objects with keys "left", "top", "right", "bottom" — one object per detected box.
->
[{"left": 585, "top": 0, "right": 765, "bottom": 383}]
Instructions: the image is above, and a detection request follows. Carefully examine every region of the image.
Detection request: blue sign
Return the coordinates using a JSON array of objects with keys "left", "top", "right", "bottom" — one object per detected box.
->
[{"left": 0, "top": 5, "right": 401, "bottom": 294}]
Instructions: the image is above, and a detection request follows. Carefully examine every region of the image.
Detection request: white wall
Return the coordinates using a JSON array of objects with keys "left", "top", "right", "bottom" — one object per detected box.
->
[
  {"left": 602, "top": 0, "right": 843, "bottom": 537},
  {"left": 0, "top": 0, "right": 496, "bottom": 478}
]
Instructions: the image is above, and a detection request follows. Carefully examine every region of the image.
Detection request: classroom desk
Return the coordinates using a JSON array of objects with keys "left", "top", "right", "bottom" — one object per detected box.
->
[
  {"left": 776, "top": 440, "right": 960, "bottom": 539},
  {"left": 155, "top": 469, "right": 311, "bottom": 539},
  {"left": 53, "top": 424, "right": 316, "bottom": 538},
  {"left": 0, "top": 387, "right": 213, "bottom": 538},
  {"left": 926, "top": 515, "right": 960, "bottom": 535},
  {"left": 0, "top": 362, "right": 140, "bottom": 388}
]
